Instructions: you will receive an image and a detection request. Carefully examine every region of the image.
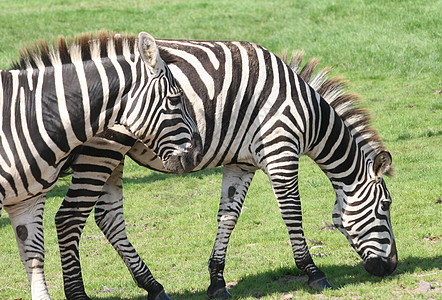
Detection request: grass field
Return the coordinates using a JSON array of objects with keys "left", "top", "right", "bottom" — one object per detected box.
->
[{"left": 0, "top": 0, "right": 440, "bottom": 299}]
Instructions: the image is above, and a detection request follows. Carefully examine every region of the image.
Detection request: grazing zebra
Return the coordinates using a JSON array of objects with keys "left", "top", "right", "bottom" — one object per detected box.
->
[
  {"left": 0, "top": 31, "right": 201, "bottom": 300},
  {"left": 56, "top": 38, "right": 397, "bottom": 299}
]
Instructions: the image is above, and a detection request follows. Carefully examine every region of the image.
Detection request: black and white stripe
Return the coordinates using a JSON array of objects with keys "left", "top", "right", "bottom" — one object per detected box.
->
[
  {"left": 1, "top": 32, "right": 201, "bottom": 300},
  {"left": 56, "top": 40, "right": 397, "bottom": 299}
]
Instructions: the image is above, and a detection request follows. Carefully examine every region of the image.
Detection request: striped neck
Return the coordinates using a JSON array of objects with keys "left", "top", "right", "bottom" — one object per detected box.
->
[{"left": 306, "top": 97, "right": 367, "bottom": 188}]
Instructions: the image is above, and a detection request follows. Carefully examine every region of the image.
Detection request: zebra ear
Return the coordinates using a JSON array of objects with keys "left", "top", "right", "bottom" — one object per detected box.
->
[
  {"left": 373, "top": 151, "right": 392, "bottom": 178},
  {"left": 138, "top": 32, "right": 163, "bottom": 71}
]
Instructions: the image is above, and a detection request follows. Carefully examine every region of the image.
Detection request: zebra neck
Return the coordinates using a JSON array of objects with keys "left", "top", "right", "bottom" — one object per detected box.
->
[{"left": 307, "top": 98, "right": 367, "bottom": 188}]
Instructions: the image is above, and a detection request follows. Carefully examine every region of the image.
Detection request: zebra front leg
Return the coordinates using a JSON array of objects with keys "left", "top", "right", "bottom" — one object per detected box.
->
[
  {"left": 94, "top": 161, "right": 170, "bottom": 300},
  {"left": 6, "top": 195, "right": 51, "bottom": 300},
  {"left": 268, "top": 169, "right": 332, "bottom": 290},
  {"left": 207, "top": 164, "right": 256, "bottom": 299}
]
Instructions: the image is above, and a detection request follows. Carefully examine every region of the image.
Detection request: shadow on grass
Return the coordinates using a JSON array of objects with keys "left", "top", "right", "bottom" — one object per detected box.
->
[
  {"left": 122, "top": 167, "right": 223, "bottom": 185},
  {"left": 46, "top": 166, "right": 223, "bottom": 199},
  {"left": 92, "top": 255, "right": 441, "bottom": 299}
]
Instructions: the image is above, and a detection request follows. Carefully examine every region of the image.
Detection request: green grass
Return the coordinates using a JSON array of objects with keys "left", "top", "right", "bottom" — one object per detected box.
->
[{"left": 0, "top": 0, "right": 441, "bottom": 299}]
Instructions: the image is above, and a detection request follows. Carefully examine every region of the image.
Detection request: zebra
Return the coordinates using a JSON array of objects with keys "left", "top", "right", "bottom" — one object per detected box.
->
[
  {"left": 0, "top": 31, "right": 202, "bottom": 300},
  {"left": 55, "top": 38, "right": 397, "bottom": 299}
]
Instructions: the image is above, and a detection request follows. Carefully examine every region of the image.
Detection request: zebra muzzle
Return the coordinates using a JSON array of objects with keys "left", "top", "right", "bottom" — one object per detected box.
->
[
  {"left": 363, "top": 238, "right": 398, "bottom": 277},
  {"left": 162, "top": 133, "right": 202, "bottom": 173},
  {"left": 363, "top": 252, "right": 397, "bottom": 277}
]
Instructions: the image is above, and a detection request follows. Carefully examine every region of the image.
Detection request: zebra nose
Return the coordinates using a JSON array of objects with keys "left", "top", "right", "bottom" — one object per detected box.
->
[{"left": 363, "top": 255, "right": 397, "bottom": 276}]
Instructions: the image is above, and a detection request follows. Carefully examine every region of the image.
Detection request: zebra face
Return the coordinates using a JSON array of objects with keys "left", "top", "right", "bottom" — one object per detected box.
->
[
  {"left": 154, "top": 90, "right": 203, "bottom": 173},
  {"left": 332, "top": 151, "right": 397, "bottom": 277},
  {"left": 128, "top": 32, "right": 202, "bottom": 173},
  {"left": 137, "top": 78, "right": 202, "bottom": 173}
]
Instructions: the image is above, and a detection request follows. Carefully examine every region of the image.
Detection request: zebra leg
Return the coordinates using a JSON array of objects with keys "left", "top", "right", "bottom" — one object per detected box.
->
[
  {"left": 56, "top": 160, "right": 126, "bottom": 299},
  {"left": 94, "top": 160, "right": 170, "bottom": 300},
  {"left": 207, "top": 164, "right": 256, "bottom": 299},
  {"left": 56, "top": 131, "right": 136, "bottom": 299},
  {"left": 267, "top": 168, "right": 332, "bottom": 290},
  {"left": 6, "top": 194, "right": 51, "bottom": 300},
  {"left": 56, "top": 173, "right": 102, "bottom": 300}
]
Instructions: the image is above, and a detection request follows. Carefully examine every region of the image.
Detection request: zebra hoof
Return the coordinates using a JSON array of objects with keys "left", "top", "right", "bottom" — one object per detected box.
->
[
  {"left": 148, "top": 289, "right": 171, "bottom": 300},
  {"left": 308, "top": 276, "right": 332, "bottom": 290},
  {"left": 207, "top": 287, "right": 232, "bottom": 299}
]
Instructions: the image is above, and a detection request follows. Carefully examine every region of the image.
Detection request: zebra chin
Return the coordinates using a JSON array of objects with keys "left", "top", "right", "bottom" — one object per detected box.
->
[{"left": 162, "top": 133, "right": 202, "bottom": 174}]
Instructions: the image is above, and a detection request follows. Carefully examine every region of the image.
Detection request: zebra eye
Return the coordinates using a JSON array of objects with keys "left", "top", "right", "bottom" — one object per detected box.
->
[
  {"left": 381, "top": 200, "right": 391, "bottom": 211},
  {"left": 168, "top": 95, "right": 181, "bottom": 106}
]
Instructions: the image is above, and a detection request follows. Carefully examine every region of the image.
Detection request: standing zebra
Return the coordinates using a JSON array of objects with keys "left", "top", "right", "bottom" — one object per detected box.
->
[
  {"left": 0, "top": 32, "right": 201, "bottom": 300},
  {"left": 56, "top": 38, "right": 397, "bottom": 299}
]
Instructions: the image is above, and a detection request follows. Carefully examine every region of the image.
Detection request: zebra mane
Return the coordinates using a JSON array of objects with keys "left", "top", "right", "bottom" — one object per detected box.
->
[
  {"left": 10, "top": 31, "right": 137, "bottom": 70},
  {"left": 281, "top": 50, "right": 393, "bottom": 175}
]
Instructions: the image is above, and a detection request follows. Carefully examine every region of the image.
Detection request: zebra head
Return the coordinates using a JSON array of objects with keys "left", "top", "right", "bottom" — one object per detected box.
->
[
  {"left": 332, "top": 151, "right": 397, "bottom": 277},
  {"left": 124, "top": 32, "right": 202, "bottom": 173}
]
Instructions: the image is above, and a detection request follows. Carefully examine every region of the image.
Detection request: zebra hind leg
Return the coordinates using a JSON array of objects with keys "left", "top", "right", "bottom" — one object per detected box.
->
[
  {"left": 56, "top": 130, "right": 137, "bottom": 299},
  {"left": 6, "top": 195, "right": 51, "bottom": 299},
  {"left": 268, "top": 170, "right": 332, "bottom": 290},
  {"left": 207, "top": 164, "right": 256, "bottom": 299},
  {"left": 94, "top": 161, "right": 171, "bottom": 300},
  {"left": 56, "top": 177, "right": 101, "bottom": 300}
]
